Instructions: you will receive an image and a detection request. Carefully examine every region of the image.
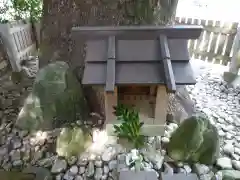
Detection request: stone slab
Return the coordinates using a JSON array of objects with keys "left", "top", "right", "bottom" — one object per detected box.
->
[
  {"left": 161, "top": 173, "right": 199, "bottom": 180},
  {"left": 119, "top": 171, "right": 158, "bottom": 180}
]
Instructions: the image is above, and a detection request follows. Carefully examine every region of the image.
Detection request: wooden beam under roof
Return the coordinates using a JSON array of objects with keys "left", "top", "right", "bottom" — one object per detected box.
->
[
  {"left": 105, "top": 36, "right": 116, "bottom": 92},
  {"left": 72, "top": 25, "right": 203, "bottom": 40},
  {"left": 159, "top": 34, "right": 176, "bottom": 93}
]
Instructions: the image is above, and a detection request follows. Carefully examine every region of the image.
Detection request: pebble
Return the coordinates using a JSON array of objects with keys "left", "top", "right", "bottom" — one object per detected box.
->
[
  {"left": 69, "top": 165, "right": 78, "bottom": 175},
  {"left": 223, "top": 143, "right": 234, "bottom": 155},
  {"left": 183, "top": 164, "right": 192, "bottom": 174},
  {"left": 94, "top": 168, "right": 103, "bottom": 180},
  {"left": 163, "top": 162, "right": 174, "bottom": 175},
  {"left": 75, "top": 175, "right": 83, "bottom": 180},
  {"left": 63, "top": 172, "right": 74, "bottom": 180},
  {"left": 13, "top": 139, "right": 22, "bottom": 149},
  {"left": 79, "top": 166, "right": 85, "bottom": 174},
  {"left": 55, "top": 174, "right": 63, "bottom": 180},
  {"left": 95, "top": 160, "right": 103, "bottom": 167},
  {"left": 161, "top": 137, "right": 170, "bottom": 143},
  {"left": 68, "top": 156, "right": 77, "bottom": 165},
  {"left": 216, "top": 157, "right": 232, "bottom": 169},
  {"left": 232, "top": 160, "right": 240, "bottom": 170},
  {"left": 108, "top": 160, "right": 117, "bottom": 170},
  {"left": 102, "top": 146, "right": 117, "bottom": 162},
  {"left": 51, "top": 159, "right": 67, "bottom": 173},
  {"left": 86, "top": 161, "right": 95, "bottom": 177},
  {"left": 193, "top": 163, "right": 210, "bottom": 175},
  {"left": 104, "top": 165, "right": 109, "bottom": 174}
]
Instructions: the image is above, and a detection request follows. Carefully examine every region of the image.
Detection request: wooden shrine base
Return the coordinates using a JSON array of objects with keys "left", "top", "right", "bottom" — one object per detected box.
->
[{"left": 106, "top": 94, "right": 166, "bottom": 136}]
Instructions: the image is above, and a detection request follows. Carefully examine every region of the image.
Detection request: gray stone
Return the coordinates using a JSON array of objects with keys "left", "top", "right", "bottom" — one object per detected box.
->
[
  {"left": 108, "top": 160, "right": 117, "bottom": 170},
  {"left": 216, "top": 157, "right": 232, "bottom": 169},
  {"left": 38, "top": 156, "right": 56, "bottom": 168},
  {"left": 68, "top": 156, "right": 77, "bottom": 166},
  {"left": 104, "top": 165, "right": 109, "bottom": 174},
  {"left": 69, "top": 165, "right": 78, "bottom": 175},
  {"left": 19, "top": 130, "right": 28, "bottom": 138},
  {"left": 78, "top": 156, "right": 88, "bottom": 166},
  {"left": 94, "top": 168, "right": 103, "bottom": 180},
  {"left": 51, "top": 159, "right": 67, "bottom": 173},
  {"left": 232, "top": 160, "right": 240, "bottom": 170},
  {"left": 16, "top": 61, "right": 89, "bottom": 132},
  {"left": 235, "top": 147, "right": 240, "bottom": 155},
  {"left": 75, "top": 175, "right": 83, "bottom": 180},
  {"left": 86, "top": 161, "right": 94, "bottom": 177},
  {"left": 0, "top": 147, "right": 7, "bottom": 156},
  {"left": 63, "top": 172, "right": 74, "bottom": 180},
  {"left": 79, "top": 166, "right": 85, "bottom": 174},
  {"left": 33, "top": 150, "right": 43, "bottom": 162},
  {"left": 223, "top": 143, "right": 234, "bottom": 155},
  {"left": 163, "top": 162, "right": 174, "bottom": 175},
  {"left": 10, "top": 150, "right": 21, "bottom": 161},
  {"left": 56, "top": 173, "right": 63, "bottom": 180},
  {"left": 101, "top": 174, "right": 108, "bottom": 180},
  {"left": 193, "top": 163, "right": 210, "bottom": 175},
  {"left": 183, "top": 165, "right": 192, "bottom": 174},
  {"left": 199, "top": 171, "right": 214, "bottom": 180},
  {"left": 95, "top": 160, "right": 103, "bottom": 167},
  {"left": 178, "top": 168, "right": 187, "bottom": 174},
  {"left": 12, "top": 160, "right": 23, "bottom": 166},
  {"left": 102, "top": 146, "right": 117, "bottom": 162},
  {"left": 13, "top": 139, "right": 22, "bottom": 149},
  {"left": 232, "top": 153, "right": 240, "bottom": 161},
  {"left": 161, "top": 137, "right": 170, "bottom": 143}
]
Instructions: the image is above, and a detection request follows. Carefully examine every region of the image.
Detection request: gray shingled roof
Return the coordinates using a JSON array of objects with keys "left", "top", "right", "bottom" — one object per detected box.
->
[{"left": 72, "top": 25, "right": 203, "bottom": 93}]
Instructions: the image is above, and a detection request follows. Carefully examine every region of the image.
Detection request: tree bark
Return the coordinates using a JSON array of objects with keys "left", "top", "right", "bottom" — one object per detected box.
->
[
  {"left": 40, "top": 0, "right": 179, "bottom": 67},
  {"left": 39, "top": 0, "right": 179, "bottom": 114}
]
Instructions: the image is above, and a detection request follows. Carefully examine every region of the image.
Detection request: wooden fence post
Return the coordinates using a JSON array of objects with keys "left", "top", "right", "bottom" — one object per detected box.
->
[
  {"left": 229, "top": 27, "right": 240, "bottom": 74},
  {"left": 0, "top": 20, "right": 37, "bottom": 72},
  {"left": 0, "top": 23, "right": 20, "bottom": 71}
]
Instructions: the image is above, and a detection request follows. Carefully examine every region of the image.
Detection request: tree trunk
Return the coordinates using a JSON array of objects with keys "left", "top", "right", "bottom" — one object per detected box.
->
[
  {"left": 39, "top": 0, "right": 179, "bottom": 114},
  {"left": 40, "top": 0, "right": 178, "bottom": 67}
]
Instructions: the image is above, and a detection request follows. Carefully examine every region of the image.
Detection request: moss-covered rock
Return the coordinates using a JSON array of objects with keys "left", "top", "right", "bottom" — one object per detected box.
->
[
  {"left": 56, "top": 127, "right": 92, "bottom": 157},
  {"left": 16, "top": 61, "right": 88, "bottom": 131},
  {"left": 166, "top": 115, "right": 219, "bottom": 165}
]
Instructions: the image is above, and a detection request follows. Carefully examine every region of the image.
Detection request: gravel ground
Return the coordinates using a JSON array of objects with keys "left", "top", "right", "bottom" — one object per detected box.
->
[{"left": 0, "top": 60, "right": 239, "bottom": 180}]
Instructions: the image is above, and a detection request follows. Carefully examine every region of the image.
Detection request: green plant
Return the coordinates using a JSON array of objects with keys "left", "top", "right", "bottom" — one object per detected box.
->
[
  {"left": 113, "top": 104, "right": 145, "bottom": 149},
  {"left": 11, "top": 0, "right": 42, "bottom": 22}
]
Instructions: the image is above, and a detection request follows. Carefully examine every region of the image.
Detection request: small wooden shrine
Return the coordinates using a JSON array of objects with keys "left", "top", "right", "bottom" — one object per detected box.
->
[{"left": 72, "top": 25, "right": 203, "bottom": 136}]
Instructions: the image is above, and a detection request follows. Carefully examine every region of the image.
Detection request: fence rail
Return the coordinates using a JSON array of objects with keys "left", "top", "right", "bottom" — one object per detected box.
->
[
  {"left": 175, "top": 17, "right": 239, "bottom": 65},
  {"left": 0, "top": 20, "right": 37, "bottom": 71},
  {"left": 0, "top": 17, "right": 238, "bottom": 70}
]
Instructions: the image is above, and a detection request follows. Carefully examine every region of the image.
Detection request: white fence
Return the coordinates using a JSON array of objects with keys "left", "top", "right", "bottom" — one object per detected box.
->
[
  {"left": 175, "top": 17, "right": 239, "bottom": 65},
  {"left": 0, "top": 20, "right": 37, "bottom": 72}
]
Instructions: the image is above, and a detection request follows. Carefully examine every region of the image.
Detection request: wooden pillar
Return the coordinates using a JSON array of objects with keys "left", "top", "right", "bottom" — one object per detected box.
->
[
  {"left": 104, "top": 87, "right": 118, "bottom": 125},
  {"left": 154, "top": 85, "right": 168, "bottom": 126},
  {"left": 229, "top": 27, "right": 240, "bottom": 74}
]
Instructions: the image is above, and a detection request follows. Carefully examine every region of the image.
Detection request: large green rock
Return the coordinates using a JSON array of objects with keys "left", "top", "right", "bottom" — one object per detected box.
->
[
  {"left": 166, "top": 115, "right": 219, "bottom": 165},
  {"left": 16, "top": 61, "right": 88, "bottom": 131},
  {"left": 56, "top": 127, "right": 92, "bottom": 157}
]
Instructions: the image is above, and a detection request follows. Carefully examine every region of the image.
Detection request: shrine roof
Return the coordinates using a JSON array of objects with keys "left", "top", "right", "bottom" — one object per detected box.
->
[{"left": 72, "top": 25, "right": 203, "bottom": 93}]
